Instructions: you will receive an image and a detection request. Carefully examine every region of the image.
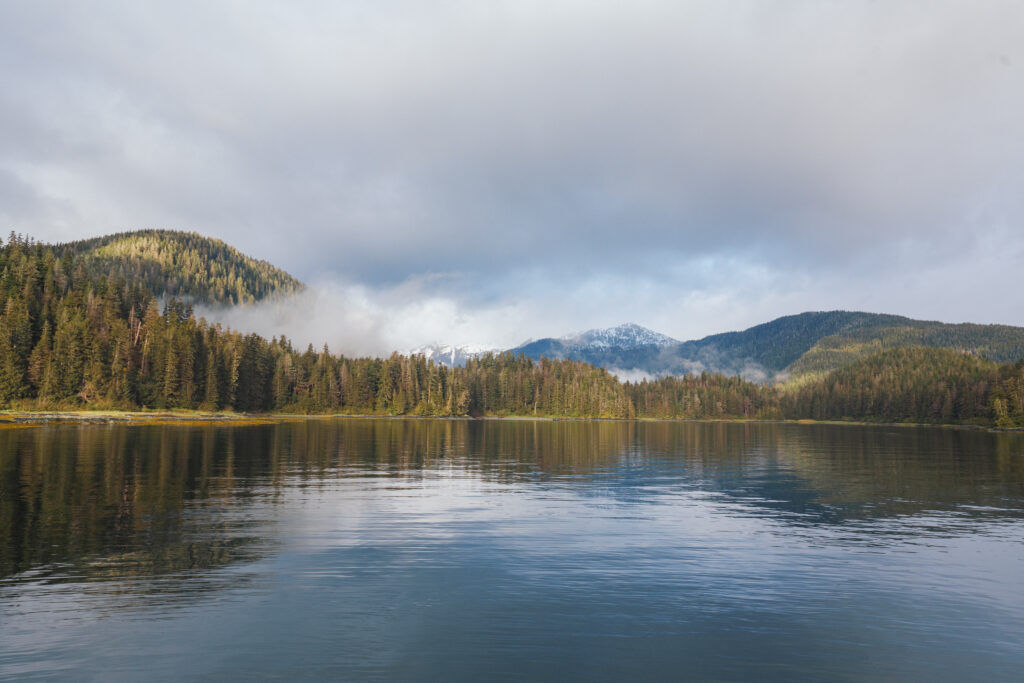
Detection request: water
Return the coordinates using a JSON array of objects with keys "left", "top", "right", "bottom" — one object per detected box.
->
[{"left": 1, "top": 419, "right": 1023, "bottom": 681}]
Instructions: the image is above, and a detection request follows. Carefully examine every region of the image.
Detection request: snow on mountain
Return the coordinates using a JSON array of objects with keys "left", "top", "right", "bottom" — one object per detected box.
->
[
  {"left": 509, "top": 323, "right": 681, "bottom": 372},
  {"left": 410, "top": 343, "right": 495, "bottom": 367},
  {"left": 566, "top": 323, "right": 679, "bottom": 350},
  {"left": 416, "top": 324, "right": 677, "bottom": 369}
]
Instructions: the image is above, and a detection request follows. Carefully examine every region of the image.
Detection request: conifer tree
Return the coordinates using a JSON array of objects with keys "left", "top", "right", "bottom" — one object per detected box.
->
[
  {"left": 0, "top": 319, "right": 24, "bottom": 403},
  {"left": 203, "top": 347, "right": 219, "bottom": 410},
  {"left": 27, "top": 320, "right": 52, "bottom": 395}
]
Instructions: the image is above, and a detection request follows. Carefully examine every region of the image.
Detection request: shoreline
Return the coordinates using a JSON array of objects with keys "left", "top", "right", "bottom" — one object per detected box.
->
[
  {"left": 0, "top": 411, "right": 293, "bottom": 426},
  {"left": 0, "top": 410, "right": 1019, "bottom": 433}
]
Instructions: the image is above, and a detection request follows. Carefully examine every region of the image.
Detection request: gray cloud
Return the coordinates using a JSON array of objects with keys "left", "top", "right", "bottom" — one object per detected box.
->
[{"left": 2, "top": 1, "right": 1024, "bottom": 349}]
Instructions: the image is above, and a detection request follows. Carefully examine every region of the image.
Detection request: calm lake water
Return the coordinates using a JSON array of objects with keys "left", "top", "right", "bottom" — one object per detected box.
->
[{"left": 1, "top": 419, "right": 1023, "bottom": 681}]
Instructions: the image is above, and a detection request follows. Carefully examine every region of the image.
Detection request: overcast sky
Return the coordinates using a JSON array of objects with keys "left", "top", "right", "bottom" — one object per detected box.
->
[{"left": 2, "top": 1, "right": 1023, "bottom": 354}]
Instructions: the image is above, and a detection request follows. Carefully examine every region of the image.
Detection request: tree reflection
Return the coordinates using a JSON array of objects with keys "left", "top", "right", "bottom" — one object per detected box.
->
[{"left": 2, "top": 420, "right": 1022, "bottom": 586}]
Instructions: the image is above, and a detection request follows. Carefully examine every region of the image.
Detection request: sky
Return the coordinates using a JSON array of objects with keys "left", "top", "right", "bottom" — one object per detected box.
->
[{"left": 2, "top": 1, "right": 1023, "bottom": 355}]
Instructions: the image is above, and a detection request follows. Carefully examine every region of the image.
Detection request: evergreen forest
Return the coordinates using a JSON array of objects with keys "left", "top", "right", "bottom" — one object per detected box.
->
[
  {"left": 53, "top": 229, "right": 303, "bottom": 305},
  {"left": 1, "top": 233, "right": 1022, "bottom": 427}
]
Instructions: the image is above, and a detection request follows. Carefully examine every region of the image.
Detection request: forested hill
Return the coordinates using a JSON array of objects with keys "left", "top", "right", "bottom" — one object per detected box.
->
[
  {"left": 0, "top": 231, "right": 1022, "bottom": 427},
  {"left": 514, "top": 312, "right": 1024, "bottom": 382},
  {"left": 782, "top": 313, "right": 1024, "bottom": 377},
  {"left": 53, "top": 230, "right": 303, "bottom": 305},
  {"left": 678, "top": 311, "right": 916, "bottom": 373},
  {"left": 780, "top": 346, "right": 1021, "bottom": 425},
  {"left": 675, "top": 310, "right": 1024, "bottom": 379}
]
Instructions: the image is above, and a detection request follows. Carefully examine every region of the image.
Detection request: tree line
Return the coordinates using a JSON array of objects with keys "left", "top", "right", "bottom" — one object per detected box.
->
[
  {"left": 0, "top": 234, "right": 1022, "bottom": 426},
  {"left": 780, "top": 346, "right": 1024, "bottom": 428}
]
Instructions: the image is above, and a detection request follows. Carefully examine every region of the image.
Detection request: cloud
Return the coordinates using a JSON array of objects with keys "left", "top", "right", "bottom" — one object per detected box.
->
[
  {"left": 607, "top": 368, "right": 661, "bottom": 384},
  {"left": 3, "top": 1, "right": 1024, "bottom": 343},
  {"left": 196, "top": 225, "right": 1023, "bottom": 357}
]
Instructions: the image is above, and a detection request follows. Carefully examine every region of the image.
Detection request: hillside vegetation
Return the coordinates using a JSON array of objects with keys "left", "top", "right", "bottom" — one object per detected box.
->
[
  {"left": 781, "top": 347, "right": 1022, "bottom": 426},
  {"left": 54, "top": 229, "right": 303, "bottom": 305},
  {"left": 516, "top": 311, "right": 1024, "bottom": 382},
  {"left": 673, "top": 311, "right": 1024, "bottom": 379},
  {"left": 0, "top": 232, "right": 1022, "bottom": 427},
  {"left": 785, "top": 320, "right": 1024, "bottom": 377}
]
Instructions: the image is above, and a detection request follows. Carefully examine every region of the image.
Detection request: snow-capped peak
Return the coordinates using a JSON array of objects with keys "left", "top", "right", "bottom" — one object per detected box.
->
[
  {"left": 567, "top": 323, "right": 679, "bottom": 350},
  {"left": 410, "top": 343, "right": 495, "bottom": 367}
]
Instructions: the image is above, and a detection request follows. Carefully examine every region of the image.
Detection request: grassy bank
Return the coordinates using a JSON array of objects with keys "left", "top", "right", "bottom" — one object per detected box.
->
[
  {"left": 0, "top": 410, "right": 292, "bottom": 426},
  {"left": 0, "top": 409, "right": 1020, "bottom": 433}
]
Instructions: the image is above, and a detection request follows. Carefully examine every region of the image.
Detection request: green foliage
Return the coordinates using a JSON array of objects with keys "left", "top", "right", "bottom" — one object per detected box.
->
[
  {"left": 780, "top": 347, "right": 1024, "bottom": 426},
  {"left": 54, "top": 229, "right": 303, "bottom": 305},
  {"left": 785, "top": 320, "right": 1024, "bottom": 378},
  {"left": 629, "top": 372, "right": 779, "bottom": 419},
  {"left": 1, "top": 232, "right": 1022, "bottom": 427},
  {"left": 0, "top": 233, "right": 633, "bottom": 416},
  {"left": 677, "top": 311, "right": 921, "bottom": 373},
  {"left": 661, "top": 311, "right": 1024, "bottom": 380}
]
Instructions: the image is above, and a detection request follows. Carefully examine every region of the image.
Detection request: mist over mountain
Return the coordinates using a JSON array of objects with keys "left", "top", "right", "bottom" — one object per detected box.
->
[
  {"left": 15, "top": 228, "right": 1024, "bottom": 388},
  {"left": 508, "top": 312, "right": 1024, "bottom": 383},
  {"left": 402, "top": 313, "right": 1024, "bottom": 385},
  {"left": 4, "top": 228, "right": 1024, "bottom": 431},
  {"left": 6, "top": 3, "right": 1024, "bottom": 343},
  {"left": 509, "top": 324, "right": 678, "bottom": 378}
]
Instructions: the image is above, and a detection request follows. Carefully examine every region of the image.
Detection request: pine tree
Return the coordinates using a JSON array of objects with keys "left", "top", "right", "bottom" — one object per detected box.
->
[
  {"left": 163, "top": 338, "right": 179, "bottom": 407},
  {"left": 0, "top": 320, "right": 24, "bottom": 404},
  {"left": 227, "top": 345, "right": 240, "bottom": 410},
  {"left": 203, "top": 347, "right": 219, "bottom": 410},
  {"left": 27, "top": 320, "right": 52, "bottom": 395}
]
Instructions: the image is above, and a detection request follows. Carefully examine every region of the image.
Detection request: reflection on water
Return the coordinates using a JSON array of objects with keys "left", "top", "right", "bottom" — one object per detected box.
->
[{"left": 1, "top": 420, "right": 1023, "bottom": 681}]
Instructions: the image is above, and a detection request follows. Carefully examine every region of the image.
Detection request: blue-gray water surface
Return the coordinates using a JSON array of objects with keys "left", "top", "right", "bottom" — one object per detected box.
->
[{"left": 1, "top": 419, "right": 1023, "bottom": 681}]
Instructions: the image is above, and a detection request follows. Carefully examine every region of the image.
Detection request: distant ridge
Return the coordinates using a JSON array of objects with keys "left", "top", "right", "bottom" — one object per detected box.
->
[
  {"left": 510, "top": 323, "right": 680, "bottom": 378},
  {"left": 55, "top": 229, "right": 303, "bottom": 305},
  {"left": 415, "top": 325, "right": 679, "bottom": 369},
  {"left": 1, "top": 230, "right": 1022, "bottom": 427},
  {"left": 38, "top": 230, "right": 1024, "bottom": 382},
  {"left": 508, "top": 312, "right": 1024, "bottom": 383},
  {"left": 557, "top": 323, "right": 679, "bottom": 350}
]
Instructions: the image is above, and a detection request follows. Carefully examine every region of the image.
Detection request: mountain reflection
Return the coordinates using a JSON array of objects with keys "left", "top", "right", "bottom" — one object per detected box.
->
[{"left": 2, "top": 420, "right": 1022, "bottom": 585}]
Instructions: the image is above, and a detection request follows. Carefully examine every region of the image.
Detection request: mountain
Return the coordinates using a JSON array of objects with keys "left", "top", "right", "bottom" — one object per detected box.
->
[
  {"left": 18, "top": 227, "right": 1024, "bottom": 387},
  {"left": 412, "top": 323, "right": 681, "bottom": 376},
  {"left": 567, "top": 322, "right": 679, "bottom": 349},
  {"left": 53, "top": 229, "right": 303, "bottom": 305},
  {"left": 511, "top": 323, "right": 680, "bottom": 376},
  {"left": 782, "top": 315, "right": 1024, "bottom": 377},
  {"left": 685, "top": 311, "right": 1024, "bottom": 381},
  {"left": 2, "top": 230, "right": 1022, "bottom": 427},
  {"left": 411, "top": 343, "right": 495, "bottom": 367},
  {"left": 509, "top": 312, "right": 1024, "bottom": 383}
]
